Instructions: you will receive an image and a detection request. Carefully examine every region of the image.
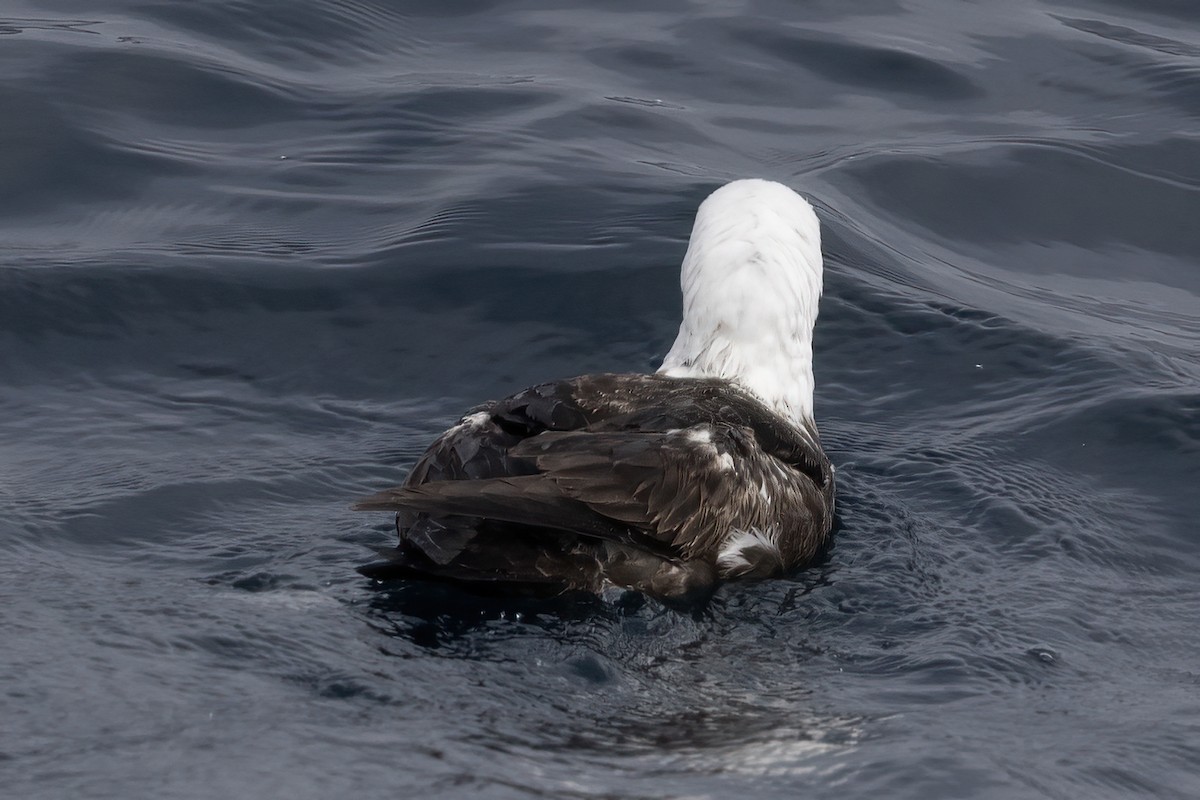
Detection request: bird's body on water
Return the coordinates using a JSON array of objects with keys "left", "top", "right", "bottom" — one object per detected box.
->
[{"left": 356, "top": 179, "right": 835, "bottom": 605}]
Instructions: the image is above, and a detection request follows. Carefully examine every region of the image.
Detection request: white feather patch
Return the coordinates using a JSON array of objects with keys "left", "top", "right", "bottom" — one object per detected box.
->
[
  {"left": 459, "top": 411, "right": 490, "bottom": 428},
  {"left": 716, "top": 527, "right": 781, "bottom": 574},
  {"left": 657, "top": 179, "right": 823, "bottom": 429}
]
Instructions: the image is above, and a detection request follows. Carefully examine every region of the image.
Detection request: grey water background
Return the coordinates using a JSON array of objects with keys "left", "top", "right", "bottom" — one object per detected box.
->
[{"left": 2, "top": 0, "right": 1199, "bottom": 797}]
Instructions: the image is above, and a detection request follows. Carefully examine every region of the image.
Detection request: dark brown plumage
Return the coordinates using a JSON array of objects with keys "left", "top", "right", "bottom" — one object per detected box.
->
[{"left": 355, "top": 374, "right": 834, "bottom": 605}]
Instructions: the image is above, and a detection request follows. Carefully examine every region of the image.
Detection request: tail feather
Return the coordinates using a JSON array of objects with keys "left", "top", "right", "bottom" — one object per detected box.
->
[{"left": 353, "top": 475, "right": 634, "bottom": 544}]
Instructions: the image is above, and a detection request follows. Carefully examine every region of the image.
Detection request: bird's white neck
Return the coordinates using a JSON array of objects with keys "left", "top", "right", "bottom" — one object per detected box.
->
[{"left": 657, "top": 179, "right": 823, "bottom": 430}]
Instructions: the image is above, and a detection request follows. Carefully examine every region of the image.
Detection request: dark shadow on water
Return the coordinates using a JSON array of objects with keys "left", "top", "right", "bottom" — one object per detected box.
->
[{"left": 361, "top": 576, "right": 655, "bottom": 649}]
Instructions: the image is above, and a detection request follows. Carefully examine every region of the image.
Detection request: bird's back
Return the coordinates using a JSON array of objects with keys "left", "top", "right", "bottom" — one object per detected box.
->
[{"left": 356, "top": 373, "right": 834, "bottom": 604}]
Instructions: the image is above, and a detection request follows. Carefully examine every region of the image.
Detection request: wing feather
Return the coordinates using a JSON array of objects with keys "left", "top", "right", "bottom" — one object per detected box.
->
[
  {"left": 356, "top": 373, "right": 833, "bottom": 586},
  {"left": 509, "top": 424, "right": 766, "bottom": 558}
]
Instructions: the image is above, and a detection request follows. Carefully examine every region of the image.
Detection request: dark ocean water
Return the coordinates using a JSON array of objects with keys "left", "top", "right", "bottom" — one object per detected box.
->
[{"left": 3, "top": 1, "right": 1199, "bottom": 798}]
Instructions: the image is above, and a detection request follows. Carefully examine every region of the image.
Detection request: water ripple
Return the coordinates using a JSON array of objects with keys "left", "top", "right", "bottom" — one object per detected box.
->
[{"left": 3, "top": 1, "right": 1200, "bottom": 799}]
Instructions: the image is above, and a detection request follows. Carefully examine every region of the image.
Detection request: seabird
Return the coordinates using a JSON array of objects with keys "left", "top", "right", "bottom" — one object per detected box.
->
[{"left": 356, "top": 179, "right": 835, "bottom": 605}]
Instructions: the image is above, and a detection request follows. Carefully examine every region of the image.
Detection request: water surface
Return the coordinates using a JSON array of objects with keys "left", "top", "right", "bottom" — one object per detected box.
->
[{"left": 3, "top": 1, "right": 1199, "bottom": 798}]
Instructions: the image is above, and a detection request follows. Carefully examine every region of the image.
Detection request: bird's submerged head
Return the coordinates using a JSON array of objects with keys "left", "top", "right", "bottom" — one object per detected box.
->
[{"left": 657, "top": 179, "right": 824, "bottom": 428}]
